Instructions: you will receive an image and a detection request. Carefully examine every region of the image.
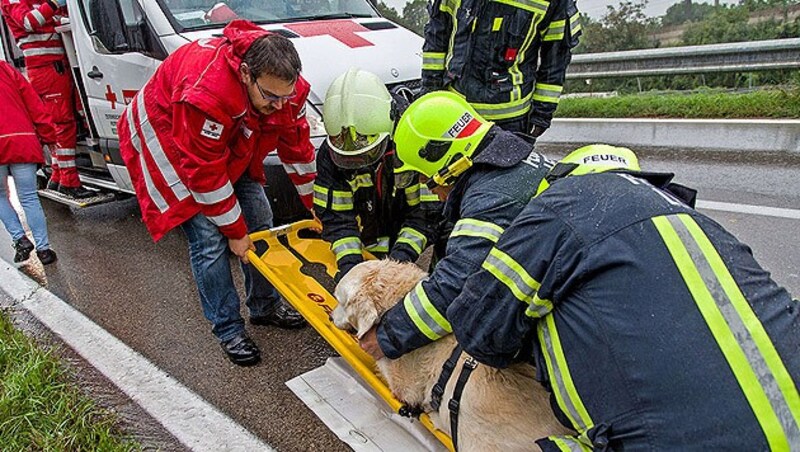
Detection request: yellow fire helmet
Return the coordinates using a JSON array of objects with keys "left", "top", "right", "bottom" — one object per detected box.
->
[
  {"left": 323, "top": 68, "right": 393, "bottom": 169},
  {"left": 536, "top": 144, "right": 641, "bottom": 195},
  {"left": 393, "top": 91, "right": 492, "bottom": 188}
]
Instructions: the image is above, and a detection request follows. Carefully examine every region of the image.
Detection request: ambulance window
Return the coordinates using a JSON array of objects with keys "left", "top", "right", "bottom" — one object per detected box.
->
[
  {"left": 158, "top": 0, "right": 378, "bottom": 31},
  {"left": 81, "top": 0, "right": 165, "bottom": 58}
]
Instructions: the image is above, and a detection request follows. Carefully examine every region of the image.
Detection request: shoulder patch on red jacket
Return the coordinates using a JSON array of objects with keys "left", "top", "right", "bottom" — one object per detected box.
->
[{"left": 201, "top": 118, "right": 224, "bottom": 140}]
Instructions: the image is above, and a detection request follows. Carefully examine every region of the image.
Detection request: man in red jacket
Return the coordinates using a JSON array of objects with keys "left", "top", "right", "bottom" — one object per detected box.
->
[
  {"left": 0, "top": 61, "right": 58, "bottom": 264},
  {"left": 117, "top": 20, "right": 317, "bottom": 366},
  {"left": 0, "top": 0, "right": 94, "bottom": 198}
]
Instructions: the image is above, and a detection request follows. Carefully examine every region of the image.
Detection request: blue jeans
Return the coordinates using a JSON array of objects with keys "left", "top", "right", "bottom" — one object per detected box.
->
[
  {"left": 180, "top": 175, "right": 282, "bottom": 342},
  {"left": 0, "top": 163, "right": 50, "bottom": 251}
]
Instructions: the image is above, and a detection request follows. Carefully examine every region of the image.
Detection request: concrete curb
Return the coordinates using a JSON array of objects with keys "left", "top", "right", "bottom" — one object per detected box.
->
[
  {"left": 541, "top": 118, "right": 800, "bottom": 154},
  {"left": 0, "top": 260, "right": 272, "bottom": 452}
]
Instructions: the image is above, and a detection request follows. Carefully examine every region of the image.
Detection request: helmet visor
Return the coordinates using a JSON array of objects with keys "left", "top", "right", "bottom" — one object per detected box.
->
[{"left": 327, "top": 127, "right": 389, "bottom": 169}]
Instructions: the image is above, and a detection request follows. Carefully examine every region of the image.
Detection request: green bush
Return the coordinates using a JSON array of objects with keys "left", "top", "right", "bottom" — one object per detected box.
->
[
  {"left": 556, "top": 88, "right": 800, "bottom": 118},
  {"left": 0, "top": 311, "right": 139, "bottom": 451}
]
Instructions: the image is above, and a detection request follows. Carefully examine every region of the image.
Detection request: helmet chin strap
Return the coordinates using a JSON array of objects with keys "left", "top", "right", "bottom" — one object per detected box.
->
[{"left": 427, "top": 155, "right": 474, "bottom": 189}]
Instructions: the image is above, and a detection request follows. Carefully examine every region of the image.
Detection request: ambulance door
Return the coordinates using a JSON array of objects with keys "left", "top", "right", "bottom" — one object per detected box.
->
[
  {"left": 71, "top": 0, "right": 165, "bottom": 139},
  {"left": 69, "top": 0, "right": 166, "bottom": 190}
]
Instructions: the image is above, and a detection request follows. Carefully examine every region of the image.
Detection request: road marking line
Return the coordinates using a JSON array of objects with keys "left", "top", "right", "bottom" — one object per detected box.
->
[
  {"left": 0, "top": 261, "right": 273, "bottom": 452},
  {"left": 697, "top": 200, "right": 800, "bottom": 220}
]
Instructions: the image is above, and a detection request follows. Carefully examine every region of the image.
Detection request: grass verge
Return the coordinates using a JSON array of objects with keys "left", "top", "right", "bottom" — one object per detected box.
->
[
  {"left": 556, "top": 88, "right": 800, "bottom": 119},
  {"left": 0, "top": 310, "right": 139, "bottom": 451}
]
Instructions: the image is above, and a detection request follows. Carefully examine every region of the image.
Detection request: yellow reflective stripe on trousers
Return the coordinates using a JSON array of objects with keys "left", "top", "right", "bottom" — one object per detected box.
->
[
  {"left": 533, "top": 83, "right": 563, "bottom": 104},
  {"left": 653, "top": 214, "right": 800, "bottom": 449},
  {"left": 366, "top": 236, "right": 390, "bottom": 254},
  {"left": 543, "top": 19, "right": 565, "bottom": 41},
  {"left": 492, "top": 0, "right": 549, "bottom": 14},
  {"left": 332, "top": 237, "right": 362, "bottom": 260},
  {"left": 549, "top": 436, "right": 593, "bottom": 452},
  {"left": 482, "top": 247, "right": 553, "bottom": 317},
  {"left": 422, "top": 52, "right": 446, "bottom": 70},
  {"left": 396, "top": 227, "right": 427, "bottom": 254},
  {"left": 403, "top": 283, "right": 452, "bottom": 340},
  {"left": 450, "top": 218, "right": 504, "bottom": 242},
  {"left": 539, "top": 315, "right": 594, "bottom": 433}
]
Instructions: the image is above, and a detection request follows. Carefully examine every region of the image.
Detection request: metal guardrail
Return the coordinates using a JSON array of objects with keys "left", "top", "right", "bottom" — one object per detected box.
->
[{"left": 566, "top": 38, "right": 800, "bottom": 79}]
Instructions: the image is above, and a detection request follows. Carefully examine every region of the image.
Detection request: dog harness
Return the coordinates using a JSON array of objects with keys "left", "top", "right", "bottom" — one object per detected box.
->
[{"left": 430, "top": 345, "right": 479, "bottom": 452}]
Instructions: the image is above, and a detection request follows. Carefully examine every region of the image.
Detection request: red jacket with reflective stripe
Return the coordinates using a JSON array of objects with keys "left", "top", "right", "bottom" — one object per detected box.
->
[
  {"left": 0, "top": 61, "right": 57, "bottom": 164},
  {"left": 117, "top": 20, "right": 316, "bottom": 242},
  {"left": 0, "top": 0, "right": 66, "bottom": 68}
]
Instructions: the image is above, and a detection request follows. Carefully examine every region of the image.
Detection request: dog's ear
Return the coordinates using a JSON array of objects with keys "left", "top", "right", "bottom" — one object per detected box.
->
[{"left": 349, "top": 290, "right": 381, "bottom": 339}]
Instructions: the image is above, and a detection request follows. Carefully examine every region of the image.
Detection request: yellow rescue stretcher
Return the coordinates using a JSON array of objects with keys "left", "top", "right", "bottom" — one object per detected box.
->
[{"left": 247, "top": 220, "right": 454, "bottom": 451}]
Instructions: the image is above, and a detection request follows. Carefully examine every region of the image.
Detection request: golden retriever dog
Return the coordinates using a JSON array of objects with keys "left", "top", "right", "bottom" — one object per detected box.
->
[{"left": 332, "top": 259, "right": 573, "bottom": 452}]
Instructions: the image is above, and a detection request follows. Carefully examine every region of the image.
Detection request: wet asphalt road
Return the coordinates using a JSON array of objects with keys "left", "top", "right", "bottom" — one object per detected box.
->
[{"left": 1, "top": 147, "right": 799, "bottom": 450}]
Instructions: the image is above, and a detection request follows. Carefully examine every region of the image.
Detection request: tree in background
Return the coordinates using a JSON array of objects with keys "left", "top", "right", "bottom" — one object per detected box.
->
[
  {"left": 574, "top": 0, "right": 659, "bottom": 53},
  {"left": 401, "top": 0, "right": 428, "bottom": 35},
  {"left": 374, "top": 0, "right": 426, "bottom": 36},
  {"left": 661, "top": 1, "right": 715, "bottom": 25}
]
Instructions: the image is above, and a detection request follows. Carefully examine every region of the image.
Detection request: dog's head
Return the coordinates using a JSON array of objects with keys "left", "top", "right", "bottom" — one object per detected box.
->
[{"left": 332, "top": 260, "right": 427, "bottom": 339}]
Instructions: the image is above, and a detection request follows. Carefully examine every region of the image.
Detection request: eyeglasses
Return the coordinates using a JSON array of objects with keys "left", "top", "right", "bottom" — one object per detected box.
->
[{"left": 253, "top": 80, "right": 295, "bottom": 103}]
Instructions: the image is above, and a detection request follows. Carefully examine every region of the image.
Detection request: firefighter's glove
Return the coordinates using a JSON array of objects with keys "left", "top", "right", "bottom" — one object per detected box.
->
[
  {"left": 388, "top": 245, "right": 417, "bottom": 263},
  {"left": 530, "top": 125, "right": 547, "bottom": 138}
]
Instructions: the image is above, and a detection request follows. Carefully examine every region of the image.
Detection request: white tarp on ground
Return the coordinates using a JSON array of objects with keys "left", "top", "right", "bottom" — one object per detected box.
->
[{"left": 287, "top": 357, "right": 448, "bottom": 452}]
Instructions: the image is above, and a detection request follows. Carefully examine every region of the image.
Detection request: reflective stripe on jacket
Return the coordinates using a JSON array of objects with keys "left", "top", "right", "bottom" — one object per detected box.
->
[
  {"left": 377, "top": 128, "right": 553, "bottom": 358},
  {"left": 421, "top": 0, "right": 581, "bottom": 129},
  {"left": 1, "top": 0, "right": 66, "bottom": 68},
  {"left": 448, "top": 171, "right": 800, "bottom": 450},
  {"left": 313, "top": 141, "right": 443, "bottom": 278},
  {"left": 117, "top": 20, "right": 316, "bottom": 241}
]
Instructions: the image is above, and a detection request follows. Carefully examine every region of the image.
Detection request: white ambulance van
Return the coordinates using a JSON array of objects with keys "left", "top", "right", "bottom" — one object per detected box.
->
[{"left": 1, "top": 0, "right": 423, "bottom": 220}]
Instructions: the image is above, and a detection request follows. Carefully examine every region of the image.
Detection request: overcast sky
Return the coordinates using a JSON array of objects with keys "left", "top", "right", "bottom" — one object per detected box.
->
[{"left": 381, "top": 0, "right": 739, "bottom": 20}]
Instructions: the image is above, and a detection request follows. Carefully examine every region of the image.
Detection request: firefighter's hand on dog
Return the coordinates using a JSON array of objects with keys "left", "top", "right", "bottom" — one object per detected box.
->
[
  {"left": 359, "top": 326, "right": 385, "bottom": 360},
  {"left": 229, "top": 235, "right": 255, "bottom": 264}
]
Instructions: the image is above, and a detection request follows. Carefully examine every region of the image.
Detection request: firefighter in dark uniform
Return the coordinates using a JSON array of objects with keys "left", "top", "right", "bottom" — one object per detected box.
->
[
  {"left": 447, "top": 145, "right": 800, "bottom": 450},
  {"left": 358, "top": 91, "right": 553, "bottom": 362},
  {"left": 420, "top": 0, "right": 582, "bottom": 137},
  {"left": 313, "top": 69, "right": 442, "bottom": 281}
]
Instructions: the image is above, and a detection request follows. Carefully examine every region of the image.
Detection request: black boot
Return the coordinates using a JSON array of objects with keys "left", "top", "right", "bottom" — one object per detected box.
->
[
  {"left": 46, "top": 179, "right": 60, "bottom": 191},
  {"left": 58, "top": 185, "right": 95, "bottom": 199},
  {"left": 220, "top": 333, "right": 261, "bottom": 366},
  {"left": 250, "top": 301, "right": 307, "bottom": 329},
  {"left": 13, "top": 236, "right": 34, "bottom": 263},
  {"left": 36, "top": 249, "right": 58, "bottom": 265}
]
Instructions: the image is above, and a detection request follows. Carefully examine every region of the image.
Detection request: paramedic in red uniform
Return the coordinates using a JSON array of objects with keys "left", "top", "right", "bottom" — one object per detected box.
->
[
  {"left": 0, "top": 0, "right": 93, "bottom": 198},
  {"left": 117, "top": 20, "right": 317, "bottom": 366}
]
